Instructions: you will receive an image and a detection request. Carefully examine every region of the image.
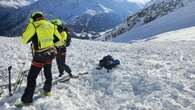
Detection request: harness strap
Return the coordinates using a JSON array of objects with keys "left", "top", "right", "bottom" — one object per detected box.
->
[{"left": 32, "top": 60, "right": 52, "bottom": 68}]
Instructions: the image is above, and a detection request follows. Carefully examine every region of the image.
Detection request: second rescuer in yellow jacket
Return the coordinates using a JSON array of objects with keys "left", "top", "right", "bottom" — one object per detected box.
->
[
  {"left": 52, "top": 20, "right": 68, "bottom": 47},
  {"left": 51, "top": 19, "right": 74, "bottom": 78}
]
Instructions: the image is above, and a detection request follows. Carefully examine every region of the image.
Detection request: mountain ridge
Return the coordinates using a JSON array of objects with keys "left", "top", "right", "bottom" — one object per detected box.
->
[{"left": 100, "top": 0, "right": 195, "bottom": 42}]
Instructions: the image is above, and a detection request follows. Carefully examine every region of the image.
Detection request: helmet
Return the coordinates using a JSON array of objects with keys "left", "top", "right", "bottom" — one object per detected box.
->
[
  {"left": 30, "top": 11, "right": 44, "bottom": 22},
  {"left": 51, "top": 19, "right": 62, "bottom": 26}
]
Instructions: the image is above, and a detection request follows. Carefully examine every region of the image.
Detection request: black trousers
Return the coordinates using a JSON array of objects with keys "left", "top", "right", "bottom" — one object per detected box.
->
[
  {"left": 56, "top": 47, "right": 71, "bottom": 74},
  {"left": 56, "top": 53, "right": 66, "bottom": 74},
  {"left": 21, "top": 64, "right": 52, "bottom": 103}
]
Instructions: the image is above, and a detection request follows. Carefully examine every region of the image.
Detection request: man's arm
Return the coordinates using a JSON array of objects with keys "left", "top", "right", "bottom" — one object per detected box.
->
[
  {"left": 57, "top": 25, "right": 68, "bottom": 41},
  {"left": 53, "top": 25, "right": 66, "bottom": 47},
  {"left": 61, "top": 31, "right": 68, "bottom": 41},
  {"left": 21, "top": 23, "right": 36, "bottom": 44}
]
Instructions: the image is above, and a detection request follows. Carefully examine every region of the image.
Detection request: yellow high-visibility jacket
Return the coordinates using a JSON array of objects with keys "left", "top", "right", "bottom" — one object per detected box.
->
[
  {"left": 22, "top": 19, "right": 62, "bottom": 50},
  {"left": 53, "top": 25, "right": 68, "bottom": 47}
]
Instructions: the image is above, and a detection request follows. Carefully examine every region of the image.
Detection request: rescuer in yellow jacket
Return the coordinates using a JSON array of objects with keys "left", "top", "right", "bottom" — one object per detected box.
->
[
  {"left": 51, "top": 19, "right": 74, "bottom": 78},
  {"left": 16, "top": 12, "right": 62, "bottom": 106}
]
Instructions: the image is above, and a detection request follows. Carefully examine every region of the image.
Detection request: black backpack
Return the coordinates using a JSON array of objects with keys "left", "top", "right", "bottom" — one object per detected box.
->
[
  {"left": 97, "top": 55, "right": 120, "bottom": 72},
  {"left": 61, "top": 24, "right": 71, "bottom": 47},
  {"left": 56, "top": 24, "right": 71, "bottom": 47}
]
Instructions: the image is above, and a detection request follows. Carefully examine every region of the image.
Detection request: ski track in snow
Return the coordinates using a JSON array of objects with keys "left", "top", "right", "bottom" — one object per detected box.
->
[{"left": 0, "top": 36, "right": 195, "bottom": 110}]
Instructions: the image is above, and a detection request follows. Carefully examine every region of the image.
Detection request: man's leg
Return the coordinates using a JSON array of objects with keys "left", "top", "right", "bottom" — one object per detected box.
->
[
  {"left": 56, "top": 47, "right": 73, "bottom": 77},
  {"left": 43, "top": 64, "right": 52, "bottom": 92},
  {"left": 21, "top": 66, "right": 41, "bottom": 103},
  {"left": 64, "top": 64, "right": 72, "bottom": 75},
  {"left": 56, "top": 53, "right": 66, "bottom": 77}
]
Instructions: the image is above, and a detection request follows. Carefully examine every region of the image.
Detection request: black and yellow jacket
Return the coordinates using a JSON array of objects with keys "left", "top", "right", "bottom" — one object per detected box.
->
[
  {"left": 22, "top": 19, "right": 63, "bottom": 50},
  {"left": 52, "top": 24, "right": 68, "bottom": 47}
]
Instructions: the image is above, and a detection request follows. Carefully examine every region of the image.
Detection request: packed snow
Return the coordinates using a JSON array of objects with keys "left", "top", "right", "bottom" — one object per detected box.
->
[{"left": 0, "top": 26, "right": 195, "bottom": 110}]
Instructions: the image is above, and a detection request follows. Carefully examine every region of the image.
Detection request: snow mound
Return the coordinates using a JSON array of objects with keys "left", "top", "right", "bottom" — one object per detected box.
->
[{"left": 0, "top": 31, "right": 195, "bottom": 109}]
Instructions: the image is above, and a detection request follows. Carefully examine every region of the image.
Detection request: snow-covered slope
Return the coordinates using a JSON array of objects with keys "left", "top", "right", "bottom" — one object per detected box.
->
[
  {"left": 0, "top": 0, "right": 143, "bottom": 37},
  {"left": 114, "top": 2, "right": 195, "bottom": 42},
  {"left": 100, "top": 0, "right": 195, "bottom": 42},
  {"left": 112, "top": 1, "right": 195, "bottom": 43},
  {"left": 0, "top": 26, "right": 195, "bottom": 109},
  {"left": 150, "top": 26, "right": 195, "bottom": 42},
  {"left": 0, "top": 0, "right": 37, "bottom": 8}
]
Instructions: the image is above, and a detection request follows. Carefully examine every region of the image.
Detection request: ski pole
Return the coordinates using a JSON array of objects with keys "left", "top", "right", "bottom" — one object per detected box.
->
[
  {"left": 0, "top": 88, "right": 3, "bottom": 97},
  {"left": 8, "top": 66, "right": 12, "bottom": 96},
  {"left": 12, "top": 63, "right": 25, "bottom": 95},
  {"left": 18, "top": 71, "right": 26, "bottom": 92}
]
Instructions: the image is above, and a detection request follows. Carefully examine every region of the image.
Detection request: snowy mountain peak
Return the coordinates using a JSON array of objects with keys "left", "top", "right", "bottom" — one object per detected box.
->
[{"left": 85, "top": 9, "right": 97, "bottom": 16}]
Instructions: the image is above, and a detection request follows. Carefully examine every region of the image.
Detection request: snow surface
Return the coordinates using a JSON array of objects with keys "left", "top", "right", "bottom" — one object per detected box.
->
[
  {"left": 0, "top": 26, "right": 195, "bottom": 109},
  {"left": 150, "top": 26, "right": 195, "bottom": 42},
  {"left": 113, "top": 1, "right": 195, "bottom": 43}
]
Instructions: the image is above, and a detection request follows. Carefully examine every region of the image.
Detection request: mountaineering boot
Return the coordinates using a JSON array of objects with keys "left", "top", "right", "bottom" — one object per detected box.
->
[
  {"left": 68, "top": 73, "right": 73, "bottom": 78},
  {"left": 59, "top": 72, "right": 64, "bottom": 77},
  {"left": 64, "top": 64, "right": 71, "bottom": 74},
  {"left": 64, "top": 64, "right": 77, "bottom": 78}
]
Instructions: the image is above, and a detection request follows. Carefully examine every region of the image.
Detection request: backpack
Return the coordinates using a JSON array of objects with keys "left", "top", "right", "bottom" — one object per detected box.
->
[
  {"left": 51, "top": 19, "right": 72, "bottom": 47},
  {"left": 97, "top": 55, "right": 120, "bottom": 72},
  {"left": 61, "top": 24, "right": 71, "bottom": 47}
]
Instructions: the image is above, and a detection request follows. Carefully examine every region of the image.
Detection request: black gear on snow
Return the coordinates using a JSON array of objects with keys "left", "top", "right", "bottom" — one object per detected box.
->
[{"left": 97, "top": 55, "right": 120, "bottom": 71}]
